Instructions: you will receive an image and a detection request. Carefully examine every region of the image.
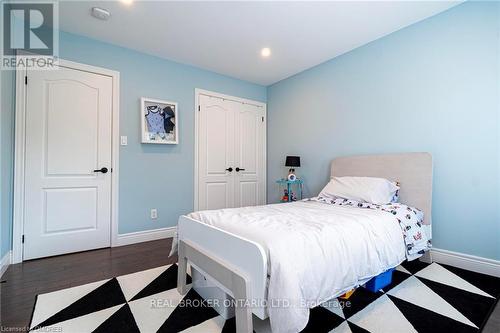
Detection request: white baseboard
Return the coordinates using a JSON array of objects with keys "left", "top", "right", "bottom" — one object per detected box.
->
[
  {"left": 1, "top": 251, "right": 12, "bottom": 278},
  {"left": 113, "top": 226, "right": 175, "bottom": 247},
  {"left": 431, "top": 248, "right": 500, "bottom": 277}
]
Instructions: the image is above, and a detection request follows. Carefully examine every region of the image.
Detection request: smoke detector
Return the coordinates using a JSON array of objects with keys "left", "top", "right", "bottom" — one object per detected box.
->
[{"left": 91, "top": 7, "right": 111, "bottom": 21}]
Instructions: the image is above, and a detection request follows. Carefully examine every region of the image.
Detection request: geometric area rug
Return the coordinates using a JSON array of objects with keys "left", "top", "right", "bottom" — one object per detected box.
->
[{"left": 29, "top": 261, "right": 500, "bottom": 332}]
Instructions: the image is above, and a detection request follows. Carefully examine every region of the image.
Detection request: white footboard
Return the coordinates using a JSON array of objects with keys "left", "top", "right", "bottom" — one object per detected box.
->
[{"left": 177, "top": 215, "right": 268, "bottom": 319}]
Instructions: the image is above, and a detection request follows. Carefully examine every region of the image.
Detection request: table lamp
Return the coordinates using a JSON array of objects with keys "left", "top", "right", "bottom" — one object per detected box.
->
[{"left": 285, "top": 156, "right": 300, "bottom": 181}]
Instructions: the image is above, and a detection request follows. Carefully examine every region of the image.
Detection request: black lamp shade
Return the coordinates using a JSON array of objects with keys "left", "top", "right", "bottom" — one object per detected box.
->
[{"left": 285, "top": 156, "right": 301, "bottom": 168}]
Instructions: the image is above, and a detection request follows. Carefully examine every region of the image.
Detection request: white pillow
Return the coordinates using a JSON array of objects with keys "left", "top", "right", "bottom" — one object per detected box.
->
[{"left": 319, "top": 176, "right": 399, "bottom": 205}]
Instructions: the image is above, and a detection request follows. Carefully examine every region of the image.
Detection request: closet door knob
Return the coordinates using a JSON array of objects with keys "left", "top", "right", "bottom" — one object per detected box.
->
[
  {"left": 235, "top": 167, "right": 245, "bottom": 172},
  {"left": 225, "top": 167, "right": 233, "bottom": 172},
  {"left": 93, "top": 167, "right": 108, "bottom": 174}
]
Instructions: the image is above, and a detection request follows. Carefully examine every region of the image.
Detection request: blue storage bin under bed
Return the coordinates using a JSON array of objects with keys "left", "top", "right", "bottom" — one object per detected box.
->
[{"left": 363, "top": 268, "right": 395, "bottom": 292}]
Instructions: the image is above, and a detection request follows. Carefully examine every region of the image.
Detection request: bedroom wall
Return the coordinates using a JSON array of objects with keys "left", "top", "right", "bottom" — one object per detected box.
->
[
  {"left": 58, "top": 32, "right": 267, "bottom": 234},
  {"left": 267, "top": 1, "right": 500, "bottom": 260},
  {"left": 0, "top": 30, "right": 266, "bottom": 251},
  {"left": 1, "top": 69, "right": 15, "bottom": 259}
]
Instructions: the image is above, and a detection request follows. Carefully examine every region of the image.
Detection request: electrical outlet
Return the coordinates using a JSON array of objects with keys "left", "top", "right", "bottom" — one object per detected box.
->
[{"left": 150, "top": 208, "right": 158, "bottom": 220}]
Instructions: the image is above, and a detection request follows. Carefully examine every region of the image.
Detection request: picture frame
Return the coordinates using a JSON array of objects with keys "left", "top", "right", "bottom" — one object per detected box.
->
[{"left": 141, "top": 97, "right": 178, "bottom": 144}]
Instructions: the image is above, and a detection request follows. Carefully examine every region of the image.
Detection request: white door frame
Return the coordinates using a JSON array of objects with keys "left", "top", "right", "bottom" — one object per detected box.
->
[
  {"left": 194, "top": 88, "right": 267, "bottom": 211},
  {"left": 12, "top": 58, "right": 120, "bottom": 263}
]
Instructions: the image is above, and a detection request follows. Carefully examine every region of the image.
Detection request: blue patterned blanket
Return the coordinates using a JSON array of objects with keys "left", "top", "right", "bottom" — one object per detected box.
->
[{"left": 307, "top": 196, "right": 431, "bottom": 260}]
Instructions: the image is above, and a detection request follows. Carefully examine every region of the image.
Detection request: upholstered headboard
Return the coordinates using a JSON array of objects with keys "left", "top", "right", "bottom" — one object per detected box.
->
[{"left": 331, "top": 153, "right": 433, "bottom": 225}]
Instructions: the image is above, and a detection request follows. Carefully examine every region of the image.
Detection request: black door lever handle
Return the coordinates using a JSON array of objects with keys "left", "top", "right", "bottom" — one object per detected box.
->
[
  {"left": 235, "top": 167, "right": 245, "bottom": 172},
  {"left": 225, "top": 167, "right": 233, "bottom": 172},
  {"left": 93, "top": 167, "right": 108, "bottom": 174}
]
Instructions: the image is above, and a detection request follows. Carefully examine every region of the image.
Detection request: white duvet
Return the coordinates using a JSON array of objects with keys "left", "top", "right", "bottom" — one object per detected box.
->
[{"left": 187, "top": 200, "right": 406, "bottom": 333}]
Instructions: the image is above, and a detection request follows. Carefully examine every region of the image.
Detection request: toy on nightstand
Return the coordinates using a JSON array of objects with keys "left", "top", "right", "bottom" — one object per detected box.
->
[
  {"left": 281, "top": 189, "right": 289, "bottom": 202},
  {"left": 276, "top": 179, "right": 303, "bottom": 202}
]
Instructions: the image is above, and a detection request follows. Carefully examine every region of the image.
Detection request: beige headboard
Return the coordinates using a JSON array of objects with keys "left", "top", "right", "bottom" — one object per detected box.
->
[{"left": 331, "top": 153, "right": 433, "bottom": 225}]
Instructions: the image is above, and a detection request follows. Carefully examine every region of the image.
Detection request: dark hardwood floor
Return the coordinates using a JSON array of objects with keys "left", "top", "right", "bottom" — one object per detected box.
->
[
  {"left": 0, "top": 238, "right": 176, "bottom": 330},
  {"left": 1, "top": 238, "right": 499, "bottom": 332}
]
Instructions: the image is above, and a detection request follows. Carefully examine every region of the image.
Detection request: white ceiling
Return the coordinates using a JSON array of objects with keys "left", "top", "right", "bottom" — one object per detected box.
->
[{"left": 59, "top": 1, "right": 462, "bottom": 86}]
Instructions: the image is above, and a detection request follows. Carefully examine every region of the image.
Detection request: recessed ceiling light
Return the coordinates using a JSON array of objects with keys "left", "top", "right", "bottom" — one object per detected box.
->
[
  {"left": 261, "top": 48, "right": 271, "bottom": 58},
  {"left": 121, "top": 0, "right": 133, "bottom": 5}
]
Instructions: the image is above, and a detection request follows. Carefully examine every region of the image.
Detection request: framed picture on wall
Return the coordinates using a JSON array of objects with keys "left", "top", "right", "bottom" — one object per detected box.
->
[{"left": 141, "top": 97, "right": 178, "bottom": 144}]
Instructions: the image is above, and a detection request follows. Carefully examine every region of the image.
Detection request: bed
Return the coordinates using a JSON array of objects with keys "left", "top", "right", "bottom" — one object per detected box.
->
[{"left": 175, "top": 152, "right": 433, "bottom": 333}]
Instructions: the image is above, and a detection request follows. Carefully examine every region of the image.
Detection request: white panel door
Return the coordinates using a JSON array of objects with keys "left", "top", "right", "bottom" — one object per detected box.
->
[
  {"left": 234, "top": 103, "right": 266, "bottom": 207},
  {"left": 197, "top": 92, "right": 266, "bottom": 211},
  {"left": 24, "top": 66, "right": 113, "bottom": 260},
  {"left": 198, "top": 95, "right": 235, "bottom": 210}
]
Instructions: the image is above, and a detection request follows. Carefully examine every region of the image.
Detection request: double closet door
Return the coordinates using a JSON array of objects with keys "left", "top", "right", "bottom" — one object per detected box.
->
[{"left": 197, "top": 93, "right": 266, "bottom": 210}]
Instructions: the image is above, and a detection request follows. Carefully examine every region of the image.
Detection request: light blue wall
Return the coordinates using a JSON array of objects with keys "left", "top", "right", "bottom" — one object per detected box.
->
[
  {"left": 0, "top": 30, "right": 265, "bottom": 244},
  {"left": 267, "top": 1, "right": 500, "bottom": 260},
  {"left": 0, "top": 27, "right": 266, "bottom": 255},
  {"left": 2, "top": 2, "right": 499, "bottom": 261},
  {"left": 1, "top": 69, "right": 15, "bottom": 258},
  {"left": 57, "top": 32, "right": 266, "bottom": 234},
  {"left": 1, "top": 29, "right": 265, "bottom": 256}
]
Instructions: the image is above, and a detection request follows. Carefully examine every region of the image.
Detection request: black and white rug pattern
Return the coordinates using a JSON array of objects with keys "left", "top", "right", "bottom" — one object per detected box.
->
[{"left": 29, "top": 260, "right": 500, "bottom": 332}]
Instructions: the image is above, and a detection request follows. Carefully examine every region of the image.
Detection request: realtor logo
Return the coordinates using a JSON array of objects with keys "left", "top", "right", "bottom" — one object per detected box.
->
[{"left": 1, "top": 1, "right": 58, "bottom": 69}]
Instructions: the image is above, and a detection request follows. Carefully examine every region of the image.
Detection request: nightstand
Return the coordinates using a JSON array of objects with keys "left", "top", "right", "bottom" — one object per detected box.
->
[{"left": 276, "top": 179, "right": 303, "bottom": 202}]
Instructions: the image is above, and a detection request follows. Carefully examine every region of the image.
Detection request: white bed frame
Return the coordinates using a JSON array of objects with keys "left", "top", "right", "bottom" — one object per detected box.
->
[{"left": 177, "top": 152, "right": 433, "bottom": 333}]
